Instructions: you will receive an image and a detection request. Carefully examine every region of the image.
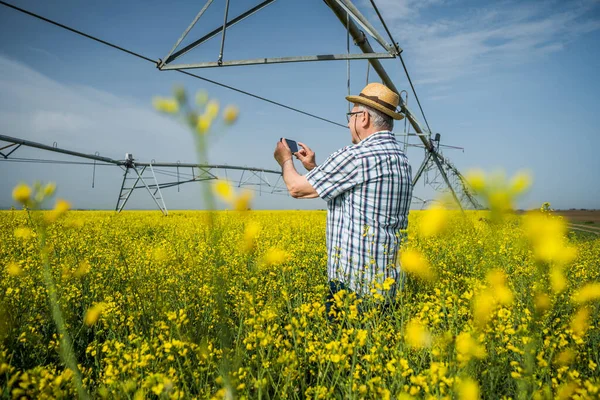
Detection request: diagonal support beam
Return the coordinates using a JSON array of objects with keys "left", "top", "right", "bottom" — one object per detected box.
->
[
  {"left": 116, "top": 166, "right": 145, "bottom": 212},
  {"left": 324, "top": 0, "right": 465, "bottom": 210},
  {"left": 160, "top": 0, "right": 277, "bottom": 67},
  {"left": 148, "top": 163, "right": 168, "bottom": 215},
  {"left": 412, "top": 151, "right": 431, "bottom": 187},
  {"left": 217, "top": 0, "right": 231, "bottom": 65},
  {"left": 334, "top": 0, "right": 398, "bottom": 54},
  {"left": 0, "top": 143, "right": 21, "bottom": 159},
  {"left": 158, "top": 0, "right": 214, "bottom": 69}
]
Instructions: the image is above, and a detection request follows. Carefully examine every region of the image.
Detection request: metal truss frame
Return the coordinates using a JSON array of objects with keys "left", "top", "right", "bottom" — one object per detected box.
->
[
  {"left": 157, "top": 0, "right": 399, "bottom": 71},
  {"left": 156, "top": 0, "right": 481, "bottom": 210},
  {"left": 0, "top": 134, "right": 288, "bottom": 213},
  {"left": 324, "top": 0, "right": 479, "bottom": 210}
]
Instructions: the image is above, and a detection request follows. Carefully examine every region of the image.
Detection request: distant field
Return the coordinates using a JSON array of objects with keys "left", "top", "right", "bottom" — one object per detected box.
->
[{"left": 554, "top": 210, "right": 600, "bottom": 225}]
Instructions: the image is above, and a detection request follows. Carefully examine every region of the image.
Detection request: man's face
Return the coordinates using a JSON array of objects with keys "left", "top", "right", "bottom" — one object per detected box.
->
[{"left": 347, "top": 105, "right": 364, "bottom": 144}]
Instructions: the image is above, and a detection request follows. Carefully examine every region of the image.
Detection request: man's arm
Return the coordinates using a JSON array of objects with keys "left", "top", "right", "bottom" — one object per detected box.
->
[
  {"left": 274, "top": 140, "right": 319, "bottom": 199},
  {"left": 282, "top": 159, "right": 319, "bottom": 199}
]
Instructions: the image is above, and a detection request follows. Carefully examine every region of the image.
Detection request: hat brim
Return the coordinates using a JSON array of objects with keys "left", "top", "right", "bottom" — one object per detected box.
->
[{"left": 346, "top": 95, "right": 404, "bottom": 120}]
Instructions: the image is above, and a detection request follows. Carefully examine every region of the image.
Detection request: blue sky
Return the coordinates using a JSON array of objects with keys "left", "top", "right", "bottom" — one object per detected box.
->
[{"left": 1, "top": 0, "right": 599, "bottom": 210}]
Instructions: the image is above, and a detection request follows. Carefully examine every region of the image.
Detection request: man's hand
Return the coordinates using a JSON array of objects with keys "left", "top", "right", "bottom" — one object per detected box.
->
[
  {"left": 274, "top": 139, "right": 293, "bottom": 168},
  {"left": 295, "top": 142, "right": 317, "bottom": 171}
]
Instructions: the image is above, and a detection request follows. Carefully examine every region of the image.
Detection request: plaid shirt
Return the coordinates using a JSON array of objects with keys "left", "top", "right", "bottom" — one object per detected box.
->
[{"left": 306, "top": 131, "right": 412, "bottom": 295}]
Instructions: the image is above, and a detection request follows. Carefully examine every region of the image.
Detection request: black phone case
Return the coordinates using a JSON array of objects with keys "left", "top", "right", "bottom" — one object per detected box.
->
[{"left": 282, "top": 138, "right": 299, "bottom": 153}]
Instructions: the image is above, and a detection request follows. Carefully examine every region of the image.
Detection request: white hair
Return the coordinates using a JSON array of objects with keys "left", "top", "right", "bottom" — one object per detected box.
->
[{"left": 357, "top": 104, "right": 393, "bottom": 131}]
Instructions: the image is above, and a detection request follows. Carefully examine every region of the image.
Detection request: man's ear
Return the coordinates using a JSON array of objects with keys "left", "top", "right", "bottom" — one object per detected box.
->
[{"left": 361, "top": 111, "right": 370, "bottom": 129}]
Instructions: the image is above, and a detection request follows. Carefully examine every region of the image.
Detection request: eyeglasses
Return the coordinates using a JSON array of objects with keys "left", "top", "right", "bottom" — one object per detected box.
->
[{"left": 346, "top": 111, "right": 364, "bottom": 122}]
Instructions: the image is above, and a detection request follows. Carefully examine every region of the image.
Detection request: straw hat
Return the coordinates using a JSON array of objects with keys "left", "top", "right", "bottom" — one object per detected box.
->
[{"left": 346, "top": 83, "right": 404, "bottom": 120}]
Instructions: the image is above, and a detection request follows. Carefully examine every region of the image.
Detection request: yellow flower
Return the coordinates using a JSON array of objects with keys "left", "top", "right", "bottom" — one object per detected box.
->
[
  {"left": 535, "top": 238, "right": 563, "bottom": 264},
  {"left": 133, "top": 389, "right": 145, "bottom": 400},
  {"left": 549, "top": 266, "right": 567, "bottom": 294},
  {"left": 398, "top": 395, "right": 414, "bottom": 400},
  {"left": 399, "top": 250, "right": 435, "bottom": 281},
  {"left": 242, "top": 221, "right": 261, "bottom": 252},
  {"left": 456, "top": 332, "right": 486, "bottom": 363},
  {"left": 74, "top": 261, "right": 91, "bottom": 278},
  {"left": 419, "top": 204, "right": 447, "bottom": 237},
  {"left": 45, "top": 199, "right": 71, "bottom": 223},
  {"left": 214, "top": 181, "right": 253, "bottom": 210},
  {"left": 486, "top": 269, "right": 506, "bottom": 287},
  {"left": 570, "top": 307, "right": 590, "bottom": 337},
  {"left": 509, "top": 170, "right": 532, "bottom": 195},
  {"left": 572, "top": 283, "right": 600, "bottom": 304},
  {"left": 206, "top": 100, "right": 220, "bottom": 119},
  {"left": 488, "top": 190, "right": 512, "bottom": 213},
  {"left": 14, "top": 227, "right": 33, "bottom": 240},
  {"left": 534, "top": 292, "right": 551, "bottom": 313},
  {"left": 495, "top": 286, "right": 514, "bottom": 306},
  {"left": 457, "top": 378, "right": 480, "bottom": 400},
  {"left": 465, "top": 169, "right": 486, "bottom": 193},
  {"left": 12, "top": 183, "right": 31, "bottom": 204},
  {"left": 6, "top": 262, "right": 22, "bottom": 276},
  {"left": 485, "top": 270, "right": 514, "bottom": 305},
  {"left": 151, "top": 383, "right": 164, "bottom": 396},
  {"left": 473, "top": 291, "right": 495, "bottom": 327},
  {"left": 196, "top": 114, "right": 212, "bottom": 135},
  {"left": 43, "top": 182, "right": 56, "bottom": 197},
  {"left": 356, "top": 329, "right": 368, "bottom": 346},
  {"left": 522, "top": 212, "right": 576, "bottom": 266},
  {"left": 382, "top": 277, "right": 395, "bottom": 291},
  {"left": 223, "top": 105, "right": 239, "bottom": 125},
  {"left": 263, "top": 248, "right": 288, "bottom": 265},
  {"left": 84, "top": 303, "right": 107, "bottom": 326},
  {"left": 523, "top": 213, "right": 566, "bottom": 240},
  {"left": 405, "top": 320, "right": 432, "bottom": 349},
  {"left": 214, "top": 181, "right": 234, "bottom": 203},
  {"left": 557, "top": 383, "right": 578, "bottom": 400},
  {"left": 386, "top": 360, "right": 396, "bottom": 373},
  {"left": 62, "top": 264, "right": 72, "bottom": 278},
  {"left": 234, "top": 190, "right": 253, "bottom": 211},
  {"left": 152, "top": 97, "right": 179, "bottom": 114},
  {"left": 555, "top": 349, "right": 575, "bottom": 366},
  {"left": 54, "top": 199, "right": 71, "bottom": 214},
  {"left": 555, "top": 245, "right": 577, "bottom": 266}
]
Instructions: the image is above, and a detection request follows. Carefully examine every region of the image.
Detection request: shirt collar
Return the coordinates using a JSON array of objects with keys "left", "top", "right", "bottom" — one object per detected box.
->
[{"left": 356, "top": 130, "right": 393, "bottom": 145}]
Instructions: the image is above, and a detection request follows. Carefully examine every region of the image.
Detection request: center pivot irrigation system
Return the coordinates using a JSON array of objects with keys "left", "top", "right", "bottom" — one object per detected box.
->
[
  {"left": 0, "top": 134, "right": 288, "bottom": 215},
  {"left": 0, "top": 0, "right": 482, "bottom": 214}
]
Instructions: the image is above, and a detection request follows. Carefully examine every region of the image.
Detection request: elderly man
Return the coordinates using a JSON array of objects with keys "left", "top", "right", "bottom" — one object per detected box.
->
[{"left": 273, "top": 83, "right": 412, "bottom": 312}]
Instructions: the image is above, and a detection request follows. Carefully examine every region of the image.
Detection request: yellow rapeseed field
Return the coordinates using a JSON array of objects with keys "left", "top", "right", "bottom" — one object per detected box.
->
[
  {"left": 2, "top": 90, "right": 599, "bottom": 399},
  {"left": 1, "top": 202, "right": 599, "bottom": 399}
]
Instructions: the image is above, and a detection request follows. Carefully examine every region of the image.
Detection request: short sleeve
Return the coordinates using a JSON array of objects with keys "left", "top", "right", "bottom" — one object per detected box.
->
[{"left": 305, "top": 146, "right": 363, "bottom": 202}]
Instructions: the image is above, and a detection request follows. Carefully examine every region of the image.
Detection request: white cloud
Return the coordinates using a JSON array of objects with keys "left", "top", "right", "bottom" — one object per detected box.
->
[
  {"left": 366, "top": 0, "right": 600, "bottom": 85},
  {"left": 369, "top": 0, "right": 446, "bottom": 21},
  {"left": 0, "top": 54, "right": 193, "bottom": 160},
  {"left": 31, "top": 110, "right": 92, "bottom": 134}
]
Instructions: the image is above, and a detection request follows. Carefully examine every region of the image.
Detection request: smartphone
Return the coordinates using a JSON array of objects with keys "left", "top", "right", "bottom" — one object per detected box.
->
[{"left": 281, "top": 138, "right": 299, "bottom": 154}]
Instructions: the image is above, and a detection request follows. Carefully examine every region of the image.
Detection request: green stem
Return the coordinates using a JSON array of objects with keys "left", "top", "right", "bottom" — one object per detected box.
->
[{"left": 39, "top": 227, "right": 89, "bottom": 399}]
